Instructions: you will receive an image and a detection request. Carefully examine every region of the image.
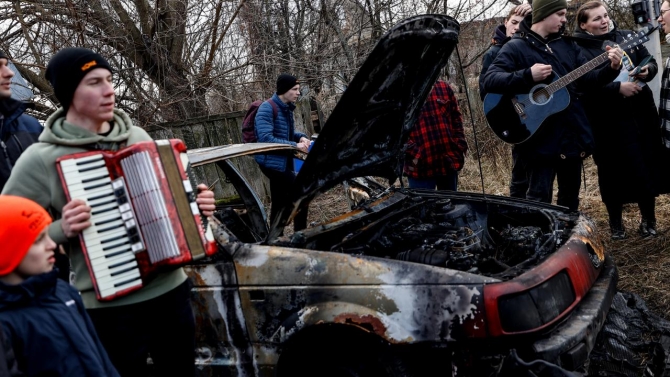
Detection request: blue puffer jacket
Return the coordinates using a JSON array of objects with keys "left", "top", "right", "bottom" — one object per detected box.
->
[
  {"left": 254, "top": 93, "right": 307, "bottom": 172},
  {"left": 0, "top": 98, "right": 42, "bottom": 192},
  {"left": 482, "top": 15, "right": 619, "bottom": 160},
  {"left": 0, "top": 270, "right": 119, "bottom": 377}
]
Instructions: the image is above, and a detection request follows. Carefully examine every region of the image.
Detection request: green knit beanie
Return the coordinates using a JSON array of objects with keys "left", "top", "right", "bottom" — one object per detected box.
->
[{"left": 532, "top": 0, "right": 568, "bottom": 24}]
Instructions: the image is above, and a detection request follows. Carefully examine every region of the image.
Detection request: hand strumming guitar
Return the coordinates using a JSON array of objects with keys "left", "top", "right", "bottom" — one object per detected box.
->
[
  {"left": 605, "top": 45, "right": 624, "bottom": 70},
  {"left": 531, "top": 63, "right": 553, "bottom": 82}
]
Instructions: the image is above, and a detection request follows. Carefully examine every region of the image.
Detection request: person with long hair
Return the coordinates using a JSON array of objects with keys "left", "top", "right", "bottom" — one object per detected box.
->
[{"left": 572, "top": 1, "right": 660, "bottom": 239}]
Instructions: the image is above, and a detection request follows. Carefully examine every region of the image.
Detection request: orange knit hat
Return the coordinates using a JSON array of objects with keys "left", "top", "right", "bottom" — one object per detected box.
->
[{"left": 0, "top": 195, "right": 52, "bottom": 275}]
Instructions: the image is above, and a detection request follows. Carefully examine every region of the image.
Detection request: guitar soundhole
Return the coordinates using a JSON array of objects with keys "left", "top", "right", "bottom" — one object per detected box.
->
[{"left": 532, "top": 88, "right": 551, "bottom": 104}]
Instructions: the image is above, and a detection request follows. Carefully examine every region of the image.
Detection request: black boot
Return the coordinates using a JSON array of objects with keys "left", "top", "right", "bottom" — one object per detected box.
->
[
  {"left": 639, "top": 218, "right": 657, "bottom": 237},
  {"left": 610, "top": 221, "right": 626, "bottom": 241}
]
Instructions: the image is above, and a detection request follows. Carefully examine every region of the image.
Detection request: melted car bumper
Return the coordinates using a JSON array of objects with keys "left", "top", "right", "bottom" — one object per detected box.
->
[{"left": 530, "top": 254, "right": 618, "bottom": 370}]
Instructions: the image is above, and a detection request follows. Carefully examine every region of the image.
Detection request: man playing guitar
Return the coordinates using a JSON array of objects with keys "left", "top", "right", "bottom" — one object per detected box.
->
[{"left": 482, "top": 0, "right": 623, "bottom": 210}]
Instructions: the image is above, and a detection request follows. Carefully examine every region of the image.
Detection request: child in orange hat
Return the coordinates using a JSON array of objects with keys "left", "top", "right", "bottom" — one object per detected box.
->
[{"left": 0, "top": 195, "right": 119, "bottom": 377}]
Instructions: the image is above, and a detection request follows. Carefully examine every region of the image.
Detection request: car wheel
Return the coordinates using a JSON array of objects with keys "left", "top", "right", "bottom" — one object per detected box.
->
[{"left": 276, "top": 326, "right": 411, "bottom": 377}]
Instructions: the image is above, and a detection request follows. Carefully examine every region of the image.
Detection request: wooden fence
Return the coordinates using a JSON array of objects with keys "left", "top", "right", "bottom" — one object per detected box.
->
[{"left": 145, "top": 97, "right": 322, "bottom": 202}]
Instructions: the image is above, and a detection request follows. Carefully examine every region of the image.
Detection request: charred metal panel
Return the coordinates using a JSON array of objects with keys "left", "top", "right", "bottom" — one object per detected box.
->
[
  {"left": 187, "top": 259, "right": 256, "bottom": 376},
  {"left": 231, "top": 243, "right": 493, "bottom": 344},
  {"left": 187, "top": 143, "right": 296, "bottom": 167},
  {"left": 215, "top": 159, "right": 268, "bottom": 241}
]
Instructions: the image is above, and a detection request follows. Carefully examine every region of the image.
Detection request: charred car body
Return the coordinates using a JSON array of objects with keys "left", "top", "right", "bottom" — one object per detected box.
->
[{"left": 183, "top": 14, "right": 617, "bottom": 376}]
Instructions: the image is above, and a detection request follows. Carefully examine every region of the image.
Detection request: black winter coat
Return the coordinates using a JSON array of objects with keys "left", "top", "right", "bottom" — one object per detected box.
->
[
  {"left": 0, "top": 98, "right": 41, "bottom": 192},
  {"left": 479, "top": 24, "right": 510, "bottom": 100},
  {"left": 571, "top": 27, "right": 662, "bottom": 203},
  {"left": 482, "top": 15, "right": 620, "bottom": 161},
  {"left": 0, "top": 323, "right": 21, "bottom": 376},
  {"left": 0, "top": 270, "right": 119, "bottom": 377}
]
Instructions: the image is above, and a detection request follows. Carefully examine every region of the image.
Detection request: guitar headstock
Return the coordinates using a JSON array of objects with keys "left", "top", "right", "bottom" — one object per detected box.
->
[{"left": 601, "top": 26, "right": 657, "bottom": 52}]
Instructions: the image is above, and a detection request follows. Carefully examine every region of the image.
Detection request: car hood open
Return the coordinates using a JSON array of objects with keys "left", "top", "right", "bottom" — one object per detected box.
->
[{"left": 268, "top": 14, "right": 461, "bottom": 240}]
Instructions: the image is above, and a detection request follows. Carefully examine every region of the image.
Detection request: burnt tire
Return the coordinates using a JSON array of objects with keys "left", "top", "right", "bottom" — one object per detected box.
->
[
  {"left": 587, "top": 291, "right": 670, "bottom": 376},
  {"left": 276, "top": 326, "right": 411, "bottom": 377}
]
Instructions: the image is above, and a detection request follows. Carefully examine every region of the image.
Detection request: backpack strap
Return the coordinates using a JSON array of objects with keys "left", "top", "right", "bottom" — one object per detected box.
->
[{"left": 267, "top": 98, "right": 278, "bottom": 120}]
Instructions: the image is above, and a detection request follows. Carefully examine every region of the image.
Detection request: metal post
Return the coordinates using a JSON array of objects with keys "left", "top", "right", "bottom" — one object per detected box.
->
[{"left": 640, "top": 0, "right": 663, "bottom": 107}]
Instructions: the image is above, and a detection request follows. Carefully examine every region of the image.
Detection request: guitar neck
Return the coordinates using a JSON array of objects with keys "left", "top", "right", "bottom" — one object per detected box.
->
[{"left": 546, "top": 52, "right": 609, "bottom": 95}]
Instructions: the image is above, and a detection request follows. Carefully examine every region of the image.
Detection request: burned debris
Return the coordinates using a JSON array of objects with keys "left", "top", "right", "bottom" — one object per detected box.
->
[{"left": 251, "top": 189, "right": 576, "bottom": 281}]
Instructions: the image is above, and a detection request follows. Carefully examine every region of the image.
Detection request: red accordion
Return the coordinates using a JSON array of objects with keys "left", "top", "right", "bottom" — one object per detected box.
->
[{"left": 56, "top": 139, "right": 217, "bottom": 301}]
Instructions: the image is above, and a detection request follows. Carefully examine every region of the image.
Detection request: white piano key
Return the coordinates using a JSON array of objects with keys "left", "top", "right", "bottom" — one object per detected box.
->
[
  {"left": 96, "top": 268, "right": 141, "bottom": 289},
  {"left": 82, "top": 220, "right": 124, "bottom": 238},
  {"left": 63, "top": 168, "right": 109, "bottom": 183},
  {"left": 65, "top": 177, "right": 112, "bottom": 193},
  {"left": 92, "top": 252, "right": 136, "bottom": 270},
  {"left": 98, "top": 277, "right": 143, "bottom": 298},
  {"left": 59, "top": 154, "right": 104, "bottom": 170},
  {"left": 82, "top": 226, "right": 127, "bottom": 243},
  {"left": 87, "top": 243, "right": 133, "bottom": 261},
  {"left": 67, "top": 185, "right": 114, "bottom": 201},
  {"left": 89, "top": 201, "right": 121, "bottom": 215},
  {"left": 87, "top": 196, "right": 116, "bottom": 207},
  {"left": 99, "top": 278, "right": 143, "bottom": 298},
  {"left": 89, "top": 212, "right": 123, "bottom": 227},
  {"left": 92, "top": 259, "right": 139, "bottom": 280},
  {"left": 85, "top": 239, "right": 131, "bottom": 256},
  {"left": 88, "top": 247, "right": 135, "bottom": 266}
]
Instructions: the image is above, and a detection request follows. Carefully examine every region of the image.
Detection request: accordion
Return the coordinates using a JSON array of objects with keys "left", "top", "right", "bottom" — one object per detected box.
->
[{"left": 56, "top": 139, "right": 217, "bottom": 301}]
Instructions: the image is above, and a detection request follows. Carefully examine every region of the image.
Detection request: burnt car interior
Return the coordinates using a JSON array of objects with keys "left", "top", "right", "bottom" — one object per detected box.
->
[{"left": 219, "top": 187, "right": 574, "bottom": 282}]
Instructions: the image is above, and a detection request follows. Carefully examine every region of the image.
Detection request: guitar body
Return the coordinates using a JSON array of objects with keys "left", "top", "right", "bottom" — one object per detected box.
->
[{"left": 484, "top": 79, "right": 570, "bottom": 144}]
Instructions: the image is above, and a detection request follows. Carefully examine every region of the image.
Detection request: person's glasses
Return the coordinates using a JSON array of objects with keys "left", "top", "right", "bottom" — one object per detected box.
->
[{"left": 661, "top": 8, "right": 670, "bottom": 16}]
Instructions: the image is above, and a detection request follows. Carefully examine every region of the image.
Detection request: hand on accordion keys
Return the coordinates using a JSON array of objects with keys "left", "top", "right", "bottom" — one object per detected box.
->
[
  {"left": 61, "top": 198, "right": 93, "bottom": 238},
  {"left": 195, "top": 183, "right": 216, "bottom": 217}
]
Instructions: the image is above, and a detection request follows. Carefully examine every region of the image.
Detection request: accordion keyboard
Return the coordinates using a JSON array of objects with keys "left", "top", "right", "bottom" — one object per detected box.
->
[{"left": 60, "top": 154, "right": 144, "bottom": 298}]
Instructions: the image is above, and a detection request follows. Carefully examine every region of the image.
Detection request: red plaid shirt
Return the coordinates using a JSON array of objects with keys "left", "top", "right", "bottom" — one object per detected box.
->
[{"left": 404, "top": 80, "right": 468, "bottom": 178}]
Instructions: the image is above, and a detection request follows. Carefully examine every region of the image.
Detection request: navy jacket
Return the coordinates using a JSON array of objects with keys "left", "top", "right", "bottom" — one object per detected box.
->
[
  {"left": 482, "top": 15, "right": 620, "bottom": 160},
  {"left": 0, "top": 98, "right": 42, "bottom": 192},
  {"left": 254, "top": 93, "right": 307, "bottom": 172},
  {"left": 479, "top": 24, "right": 510, "bottom": 100},
  {"left": 0, "top": 270, "right": 119, "bottom": 377}
]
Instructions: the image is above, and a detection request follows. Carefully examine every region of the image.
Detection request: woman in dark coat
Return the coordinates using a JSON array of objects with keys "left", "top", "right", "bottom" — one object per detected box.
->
[{"left": 572, "top": 1, "right": 661, "bottom": 239}]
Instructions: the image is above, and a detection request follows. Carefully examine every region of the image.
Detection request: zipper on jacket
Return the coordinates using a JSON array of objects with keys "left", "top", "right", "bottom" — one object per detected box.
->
[
  {"left": 0, "top": 116, "right": 10, "bottom": 170},
  {"left": 0, "top": 139, "right": 13, "bottom": 170},
  {"left": 528, "top": 33, "right": 560, "bottom": 54}
]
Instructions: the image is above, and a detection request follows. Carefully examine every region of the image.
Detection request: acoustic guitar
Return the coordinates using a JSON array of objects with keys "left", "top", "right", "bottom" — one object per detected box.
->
[{"left": 483, "top": 28, "right": 653, "bottom": 144}]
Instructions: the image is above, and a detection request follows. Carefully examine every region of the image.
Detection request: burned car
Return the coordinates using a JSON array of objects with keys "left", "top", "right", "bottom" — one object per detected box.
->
[{"left": 183, "top": 14, "right": 617, "bottom": 376}]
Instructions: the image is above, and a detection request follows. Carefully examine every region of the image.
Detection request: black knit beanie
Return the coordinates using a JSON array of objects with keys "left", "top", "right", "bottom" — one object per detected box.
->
[
  {"left": 276, "top": 74, "right": 299, "bottom": 95},
  {"left": 0, "top": 51, "right": 9, "bottom": 61},
  {"left": 532, "top": 0, "right": 567, "bottom": 24},
  {"left": 45, "top": 47, "right": 113, "bottom": 111}
]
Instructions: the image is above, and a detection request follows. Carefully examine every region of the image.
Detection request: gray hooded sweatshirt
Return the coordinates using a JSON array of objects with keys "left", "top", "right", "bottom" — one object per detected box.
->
[{"left": 2, "top": 108, "right": 187, "bottom": 309}]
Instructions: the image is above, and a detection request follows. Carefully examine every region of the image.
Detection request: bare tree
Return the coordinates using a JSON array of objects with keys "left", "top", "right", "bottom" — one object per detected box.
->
[
  {"left": 0, "top": 0, "right": 523, "bottom": 126},
  {"left": 0, "top": 0, "right": 253, "bottom": 124}
]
